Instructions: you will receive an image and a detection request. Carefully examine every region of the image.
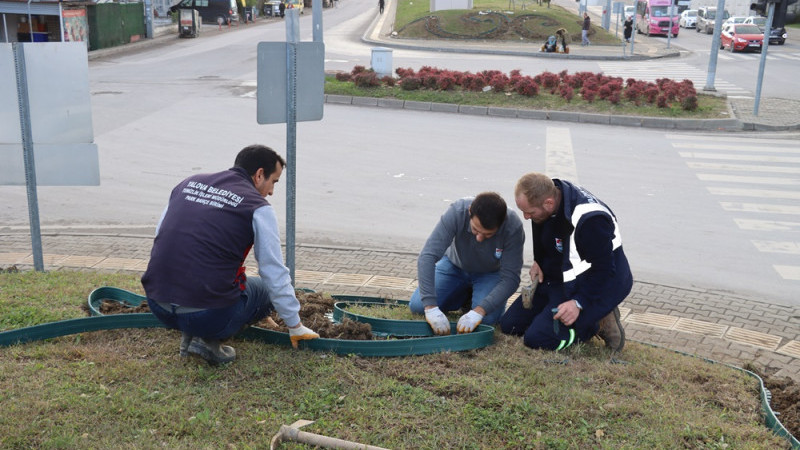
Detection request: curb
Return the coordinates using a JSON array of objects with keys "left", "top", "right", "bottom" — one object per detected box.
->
[{"left": 323, "top": 94, "right": 745, "bottom": 131}]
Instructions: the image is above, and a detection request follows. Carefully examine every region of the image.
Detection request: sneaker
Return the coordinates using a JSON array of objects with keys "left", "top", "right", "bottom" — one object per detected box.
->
[
  {"left": 597, "top": 307, "right": 625, "bottom": 352},
  {"left": 187, "top": 337, "right": 236, "bottom": 365},
  {"left": 179, "top": 332, "right": 194, "bottom": 357}
]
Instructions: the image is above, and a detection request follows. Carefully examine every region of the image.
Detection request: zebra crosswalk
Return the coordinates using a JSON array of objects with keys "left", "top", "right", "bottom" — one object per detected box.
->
[
  {"left": 597, "top": 60, "right": 750, "bottom": 96},
  {"left": 716, "top": 51, "right": 800, "bottom": 62},
  {"left": 668, "top": 133, "right": 800, "bottom": 281}
]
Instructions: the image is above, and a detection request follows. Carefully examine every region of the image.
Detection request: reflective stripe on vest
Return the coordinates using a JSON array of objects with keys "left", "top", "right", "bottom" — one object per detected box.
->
[{"left": 562, "top": 203, "right": 622, "bottom": 283}]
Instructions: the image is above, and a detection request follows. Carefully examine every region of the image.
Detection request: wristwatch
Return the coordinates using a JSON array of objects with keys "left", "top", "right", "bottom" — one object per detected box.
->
[{"left": 574, "top": 300, "right": 583, "bottom": 310}]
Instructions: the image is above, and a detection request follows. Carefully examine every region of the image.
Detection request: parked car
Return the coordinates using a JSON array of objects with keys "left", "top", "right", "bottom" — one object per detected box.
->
[
  {"left": 720, "top": 23, "right": 763, "bottom": 52},
  {"left": 696, "top": 6, "right": 730, "bottom": 34},
  {"left": 743, "top": 16, "right": 788, "bottom": 45},
  {"left": 263, "top": 0, "right": 282, "bottom": 16},
  {"left": 722, "top": 16, "right": 747, "bottom": 27},
  {"left": 620, "top": 5, "right": 635, "bottom": 24},
  {"left": 170, "top": 0, "right": 239, "bottom": 24},
  {"left": 285, "top": 0, "right": 304, "bottom": 14},
  {"left": 679, "top": 9, "right": 697, "bottom": 28}
]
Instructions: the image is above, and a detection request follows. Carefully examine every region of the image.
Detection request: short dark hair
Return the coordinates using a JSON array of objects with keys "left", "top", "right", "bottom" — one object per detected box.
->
[
  {"left": 469, "top": 192, "right": 507, "bottom": 230},
  {"left": 234, "top": 145, "right": 286, "bottom": 177}
]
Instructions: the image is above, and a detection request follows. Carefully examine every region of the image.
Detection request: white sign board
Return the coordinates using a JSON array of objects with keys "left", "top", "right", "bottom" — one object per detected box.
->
[
  {"left": 0, "top": 43, "right": 99, "bottom": 186},
  {"left": 256, "top": 42, "right": 325, "bottom": 125}
]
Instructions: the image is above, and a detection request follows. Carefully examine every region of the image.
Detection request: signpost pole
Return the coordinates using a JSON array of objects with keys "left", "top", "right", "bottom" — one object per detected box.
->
[{"left": 12, "top": 43, "right": 44, "bottom": 272}]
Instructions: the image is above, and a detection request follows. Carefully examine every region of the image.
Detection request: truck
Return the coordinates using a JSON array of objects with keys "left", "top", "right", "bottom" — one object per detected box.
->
[{"left": 635, "top": 0, "right": 680, "bottom": 37}]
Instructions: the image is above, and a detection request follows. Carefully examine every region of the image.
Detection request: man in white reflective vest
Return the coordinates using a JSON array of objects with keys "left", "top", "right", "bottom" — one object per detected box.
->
[{"left": 499, "top": 173, "right": 632, "bottom": 352}]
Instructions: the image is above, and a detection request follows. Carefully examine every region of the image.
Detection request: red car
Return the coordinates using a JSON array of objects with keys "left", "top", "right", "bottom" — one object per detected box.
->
[{"left": 720, "top": 23, "right": 764, "bottom": 52}]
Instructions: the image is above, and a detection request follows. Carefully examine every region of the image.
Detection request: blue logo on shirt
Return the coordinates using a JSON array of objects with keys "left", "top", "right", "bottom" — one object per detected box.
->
[
  {"left": 555, "top": 238, "right": 563, "bottom": 253},
  {"left": 495, "top": 248, "right": 503, "bottom": 259}
]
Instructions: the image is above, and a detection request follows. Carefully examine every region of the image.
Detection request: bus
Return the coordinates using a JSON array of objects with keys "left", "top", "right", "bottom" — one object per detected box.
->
[{"left": 635, "top": 0, "right": 679, "bottom": 37}]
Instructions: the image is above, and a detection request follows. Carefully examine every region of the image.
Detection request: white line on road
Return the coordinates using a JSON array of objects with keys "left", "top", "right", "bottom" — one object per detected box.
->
[
  {"left": 686, "top": 162, "right": 800, "bottom": 174},
  {"left": 673, "top": 142, "right": 800, "bottom": 153},
  {"left": 734, "top": 218, "right": 800, "bottom": 231},
  {"left": 708, "top": 187, "right": 800, "bottom": 199},
  {"left": 697, "top": 173, "right": 800, "bottom": 185},
  {"left": 722, "top": 202, "right": 800, "bottom": 215},
  {"left": 667, "top": 134, "right": 800, "bottom": 145},
  {"left": 773, "top": 265, "right": 800, "bottom": 280},
  {"left": 752, "top": 240, "right": 800, "bottom": 254},
  {"left": 545, "top": 127, "right": 578, "bottom": 183},
  {"left": 679, "top": 152, "right": 800, "bottom": 163}
]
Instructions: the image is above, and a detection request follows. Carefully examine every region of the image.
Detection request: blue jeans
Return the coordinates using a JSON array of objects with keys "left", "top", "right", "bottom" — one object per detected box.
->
[
  {"left": 147, "top": 277, "right": 274, "bottom": 340},
  {"left": 409, "top": 256, "right": 505, "bottom": 325}
]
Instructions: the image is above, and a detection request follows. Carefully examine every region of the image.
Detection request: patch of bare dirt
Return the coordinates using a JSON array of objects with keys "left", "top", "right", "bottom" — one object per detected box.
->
[
  {"left": 762, "top": 374, "right": 799, "bottom": 440},
  {"left": 255, "top": 291, "right": 373, "bottom": 340}
]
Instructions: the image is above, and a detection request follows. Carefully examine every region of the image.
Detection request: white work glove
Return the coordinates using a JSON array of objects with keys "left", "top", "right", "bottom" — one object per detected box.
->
[
  {"left": 288, "top": 323, "right": 319, "bottom": 349},
  {"left": 456, "top": 310, "right": 484, "bottom": 334},
  {"left": 424, "top": 306, "right": 451, "bottom": 336}
]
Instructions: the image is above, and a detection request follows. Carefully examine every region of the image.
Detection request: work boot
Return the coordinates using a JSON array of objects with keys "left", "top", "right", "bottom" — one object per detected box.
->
[
  {"left": 179, "top": 332, "right": 194, "bottom": 357},
  {"left": 597, "top": 307, "right": 625, "bottom": 352},
  {"left": 187, "top": 337, "right": 236, "bottom": 365}
]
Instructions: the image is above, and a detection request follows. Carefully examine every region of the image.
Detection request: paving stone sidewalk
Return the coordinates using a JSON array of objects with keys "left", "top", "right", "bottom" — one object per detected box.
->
[{"left": 1, "top": 230, "right": 798, "bottom": 382}]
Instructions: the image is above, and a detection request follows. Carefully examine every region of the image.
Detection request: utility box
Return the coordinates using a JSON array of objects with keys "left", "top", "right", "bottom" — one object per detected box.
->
[
  {"left": 179, "top": 9, "right": 200, "bottom": 38},
  {"left": 371, "top": 47, "right": 393, "bottom": 78}
]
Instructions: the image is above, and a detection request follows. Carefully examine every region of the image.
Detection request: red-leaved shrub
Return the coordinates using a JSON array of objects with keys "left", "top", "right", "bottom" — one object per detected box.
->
[
  {"left": 681, "top": 94, "right": 698, "bottom": 111},
  {"left": 353, "top": 71, "right": 380, "bottom": 88},
  {"left": 400, "top": 76, "right": 422, "bottom": 91},
  {"left": 515, "top": 77, "right": 539, "bottom": 97}
]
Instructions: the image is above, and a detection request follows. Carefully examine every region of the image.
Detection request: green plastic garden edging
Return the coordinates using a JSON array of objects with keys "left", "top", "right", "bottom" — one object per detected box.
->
[
  {"left": 0, "top": 287, "right": 796, "bottom": 447},
  {"left": 0, "top": 286, "right": 493, "bottom": 358}
]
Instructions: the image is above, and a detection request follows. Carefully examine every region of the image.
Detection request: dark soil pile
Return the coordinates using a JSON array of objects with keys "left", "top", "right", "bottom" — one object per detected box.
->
[
  {"left": 762, "top": 374, "right": 799, "bottom": 440},
  {"left": 255, "top": 291, "right": 373, "bottom": 340},
  {"left": 97, "top": 299, "right": 151, "bottom": 314}
]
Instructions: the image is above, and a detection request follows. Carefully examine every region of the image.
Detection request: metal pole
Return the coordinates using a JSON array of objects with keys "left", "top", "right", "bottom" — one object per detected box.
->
[
  {"left": 703, "top": 0, "right": 725, "bottom": 91},
  {"left": 312, "top": 0, "right": 322, "bottom": 42},
  {"left": 144, "top": 0, "right": 154, "bottom": 39},
  {"left": 666, "top": 0, "right": 674, "bottom": 49},
  {"left": 753, "top": 2, "right": 774, "bottom": 116},
  {"left": 12, "top": 43, "right": 45, "bottom": 272},
  {"left": 285, "top": 10, "right": 299, "bottom": 285}
]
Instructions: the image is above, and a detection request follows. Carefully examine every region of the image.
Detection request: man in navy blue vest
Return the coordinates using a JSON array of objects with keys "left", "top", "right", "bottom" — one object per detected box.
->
[
  {"left": 500, "top": 172, "right": 632, "bottom": 352},
  {"left": 142, "top": 145, "right": 318, "bottom": 365}
]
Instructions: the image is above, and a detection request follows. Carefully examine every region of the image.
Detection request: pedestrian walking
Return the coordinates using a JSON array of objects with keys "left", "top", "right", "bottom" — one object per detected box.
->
[
  {"left": 623, "top": 15, "right": 633, "bottom": 42},
  {"left": 582, "top": 12, "right": 591, "bottom": 46},
  {"left": 379, "top": 0, "right": 385, "bottom": 13}
]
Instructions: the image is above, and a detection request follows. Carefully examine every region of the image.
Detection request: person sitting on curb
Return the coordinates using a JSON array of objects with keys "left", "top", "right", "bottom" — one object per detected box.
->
[
  {"left": 541, "top": 35, "right": 558, "bottom": 53},
  {"left": 409, "top": 192, "right": 525, "bottom": 335},
  {"left": 141, "top": 145, "right": 319, "bottom": 365},
  {"left": 500, "top": 173, "right": 632, "bottom": 353}
]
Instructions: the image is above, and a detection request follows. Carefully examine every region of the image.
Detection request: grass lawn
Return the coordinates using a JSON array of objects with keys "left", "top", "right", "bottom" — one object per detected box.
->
[
  {"left": 394, "top": 0, "right": 621, "bottom": 45},
  {"left": 0, "top": 270, "right": 790, "bottom": 448}
]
